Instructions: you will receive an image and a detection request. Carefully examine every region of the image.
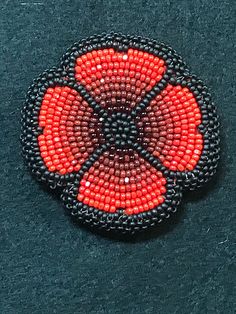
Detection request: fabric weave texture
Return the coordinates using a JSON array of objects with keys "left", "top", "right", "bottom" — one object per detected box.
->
[{"left": 0, "top": 0, "right": 235, "bottom": 313}]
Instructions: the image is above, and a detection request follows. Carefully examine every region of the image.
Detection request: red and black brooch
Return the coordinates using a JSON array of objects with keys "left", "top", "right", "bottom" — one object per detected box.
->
[{"left": 21, "top": 33, "right": 220, "bottom": 234}]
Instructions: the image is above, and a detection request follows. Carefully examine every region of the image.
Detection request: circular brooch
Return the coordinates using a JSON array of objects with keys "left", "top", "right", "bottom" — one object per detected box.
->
[{"left": 21, "top": 33, "right": 220, "bottom": 234}]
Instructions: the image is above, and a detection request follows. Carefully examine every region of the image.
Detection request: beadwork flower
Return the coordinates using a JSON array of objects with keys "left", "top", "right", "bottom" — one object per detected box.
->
[{"left": 21, "top": 33, "right": 220, "bottom": 234}]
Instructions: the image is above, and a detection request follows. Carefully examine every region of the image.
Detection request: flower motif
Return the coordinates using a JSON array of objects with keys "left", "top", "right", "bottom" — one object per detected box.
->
[{"left": 21, "top": 33, "right": 220, "bottom": 234}]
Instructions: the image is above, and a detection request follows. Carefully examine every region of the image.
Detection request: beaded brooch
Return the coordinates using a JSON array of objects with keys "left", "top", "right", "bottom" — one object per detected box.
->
[{"left": 21, "top": 33, "right": 220, "bottom": 234}]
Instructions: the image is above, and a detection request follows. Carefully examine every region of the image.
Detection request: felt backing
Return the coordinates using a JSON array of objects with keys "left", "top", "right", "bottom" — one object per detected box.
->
[{"left": 0, "top": 0, "right": 235, "bottom": 313}]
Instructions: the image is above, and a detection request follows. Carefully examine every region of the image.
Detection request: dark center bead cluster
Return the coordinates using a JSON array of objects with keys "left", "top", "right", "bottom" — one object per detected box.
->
[{"left": 102, "top": 112, "right": 138, "bottom": 147}]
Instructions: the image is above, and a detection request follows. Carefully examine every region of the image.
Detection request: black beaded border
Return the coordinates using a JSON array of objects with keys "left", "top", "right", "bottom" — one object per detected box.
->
[{"left": 21, "top": 33, "right": 220, "bottom": 234}]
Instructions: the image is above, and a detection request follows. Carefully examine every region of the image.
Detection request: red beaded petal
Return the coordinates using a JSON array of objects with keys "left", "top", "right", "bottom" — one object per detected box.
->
[
  {"left": 38, "top": 86, "right": 104, "bottom": 175},
  {"left": 77, "top": 148, "right": 166, "bottom": 215},
  {"left": 136, "top": 84, "right": 203, "bottom": 171},
  {"left": 75, "top": 48, "right": 166, "bottom": 112}
]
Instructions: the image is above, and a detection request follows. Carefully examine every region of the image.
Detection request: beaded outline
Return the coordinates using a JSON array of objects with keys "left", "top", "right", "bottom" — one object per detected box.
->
[{"left": 21, "top": 33, "right": 220, "bottom": 234}]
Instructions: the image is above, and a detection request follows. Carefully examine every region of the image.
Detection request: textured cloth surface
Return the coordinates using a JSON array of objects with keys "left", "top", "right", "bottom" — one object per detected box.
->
[{"left": 0, "top": 0, "right": 235, "bottom": 313}]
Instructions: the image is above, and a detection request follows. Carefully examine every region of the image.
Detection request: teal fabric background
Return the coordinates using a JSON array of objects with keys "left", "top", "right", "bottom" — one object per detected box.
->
[{"left": 0, "top": 0, "right": 235, "bottom": 313}]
